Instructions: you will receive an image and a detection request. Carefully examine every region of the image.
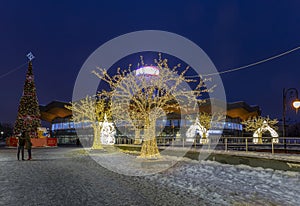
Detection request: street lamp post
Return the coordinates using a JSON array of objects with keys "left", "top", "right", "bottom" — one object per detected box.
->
[{"left": 282, "top": 88, "right": 300, "bottom": 152}]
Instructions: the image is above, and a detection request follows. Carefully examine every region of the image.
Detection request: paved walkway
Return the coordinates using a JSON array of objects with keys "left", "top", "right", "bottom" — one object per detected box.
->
[
  {"left": 1, "top": 146, "right": 300, "bottom": 205},
  {"left": 0, "top": 147, "right": 203, "bottom": 206}
]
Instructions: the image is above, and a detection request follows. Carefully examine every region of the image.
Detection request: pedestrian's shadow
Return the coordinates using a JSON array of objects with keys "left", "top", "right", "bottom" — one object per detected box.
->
[
  {"left": 25, "top": 158, "right": 61, "bottom": 162},
  {"left": 0, "top": 158, "right": 60, "bottom": 162}
]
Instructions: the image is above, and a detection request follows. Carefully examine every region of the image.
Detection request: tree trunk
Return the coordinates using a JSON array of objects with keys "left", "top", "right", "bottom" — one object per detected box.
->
[
  {"left": 140, "top": 121, "right": 160, "bottom": 158},
  {"left": 134, "top": 128, "right": 141, "bottom": 144},
  {"left": 258, "top": 132, "right": 263, "bottom": 144},
  {"left": 91, "top": 125, "right": 103, "bottom": 149}
]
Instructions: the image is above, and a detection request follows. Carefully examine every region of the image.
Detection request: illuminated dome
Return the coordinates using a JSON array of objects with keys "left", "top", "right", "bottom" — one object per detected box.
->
[{"left": 135, "top": 66, "right": 159, "bottom": 76}]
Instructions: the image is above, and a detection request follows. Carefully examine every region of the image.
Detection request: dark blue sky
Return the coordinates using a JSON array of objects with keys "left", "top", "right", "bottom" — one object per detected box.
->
[{"left": 1, "top": 0, "right": 300, "bottom": 124}]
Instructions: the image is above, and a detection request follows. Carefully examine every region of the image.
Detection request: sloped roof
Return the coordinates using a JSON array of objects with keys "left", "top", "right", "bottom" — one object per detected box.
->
[
  {"left": 198, "top": 99, "right": 261, "bottom": 120},
  {"left": 39, "top": 101, "right": 72, "bottom": 122},
  {"left": 40, "top": 99, "right": 260, "bottom": 122}
]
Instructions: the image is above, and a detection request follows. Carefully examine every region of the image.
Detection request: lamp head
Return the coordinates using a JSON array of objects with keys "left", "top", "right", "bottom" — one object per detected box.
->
[{"left": 292, "top": 99, "right": 300, "bottom": 113}]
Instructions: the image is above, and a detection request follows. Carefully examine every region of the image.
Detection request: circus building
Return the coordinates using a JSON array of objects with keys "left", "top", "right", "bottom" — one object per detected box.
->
[{"left": 39, "top": 100, "right": 260, "bottom": 145}]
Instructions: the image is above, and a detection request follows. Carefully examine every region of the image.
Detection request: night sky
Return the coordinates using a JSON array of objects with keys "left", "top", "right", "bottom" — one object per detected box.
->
[{"left": 1, "top": 0, "right": 300, "bottom": 124}]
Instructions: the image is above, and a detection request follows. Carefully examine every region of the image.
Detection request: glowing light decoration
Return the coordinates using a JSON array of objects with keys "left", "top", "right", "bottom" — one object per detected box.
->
[
  {"left": 14, "top": 61, "right": 41, "bottom": 137},
  {"left": 65, "top": 95, "right": 111, "bottom": 150},
  {"left": 253, "top": 120, "right": 279, "bottom": 144},
  {"left": 186, "top": 117, "right": 209, "bottom": 144},
  {"left": 100, "top": 114, "right": 116, "bottom": 145},
  {"left": 292, "top": 100, "right": 300, "bottom": 109},
  {"left": 93, "top": 54, "right": 214, "bottom": 158},
  {"left": 253, "top": 138, "right": 259, "bottom": 144},
  {"left": 26, "top": 52, "right": 35, "bottom": 61},
  {"left": 272, "top": 138, "right": 279, "bottom": 144},
  {"left": 135, "top": 66, "right": 159, "bottom": 76}
]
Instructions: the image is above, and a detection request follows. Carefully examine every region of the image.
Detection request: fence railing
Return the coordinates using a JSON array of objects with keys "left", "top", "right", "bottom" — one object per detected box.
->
[{"left": 115, "top": 136, "right": 300, "bottom": 154}]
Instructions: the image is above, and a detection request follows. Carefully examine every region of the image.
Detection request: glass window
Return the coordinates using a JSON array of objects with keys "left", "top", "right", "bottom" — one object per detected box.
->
[
  {"left": 173, "top": 119, "right": 179, "bottom": 127},
  {"left": 63, "top": 122, "right": 69, "bottom": 129},
  {"left": 57, "top": 123, "right": 62, "bottom": 130},
  {"left": 75, "top": 122, "right": 82, "bottom": 128}
]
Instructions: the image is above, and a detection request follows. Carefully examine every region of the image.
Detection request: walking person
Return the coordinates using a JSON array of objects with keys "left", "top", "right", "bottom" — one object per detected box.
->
[
  {"left": 17, "top": 131, "right": 26, "bottom": 161},
  {"left": 25, "top": 131, "right": 32, "bottom": 160}
]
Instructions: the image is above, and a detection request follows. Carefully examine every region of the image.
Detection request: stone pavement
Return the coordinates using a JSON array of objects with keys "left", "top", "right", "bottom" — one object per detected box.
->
[{"left": 0, "top": 147, "right": 204, "bottom": 206}]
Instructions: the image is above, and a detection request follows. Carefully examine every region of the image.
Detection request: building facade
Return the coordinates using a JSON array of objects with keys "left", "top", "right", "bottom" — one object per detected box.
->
[{"left": 40, "top": 100, "right": 260, "bottom": 144}]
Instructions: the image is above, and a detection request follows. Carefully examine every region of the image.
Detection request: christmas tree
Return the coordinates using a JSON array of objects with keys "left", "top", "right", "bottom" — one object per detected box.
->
[{"left": 14, "top": 61, "right": 41, "bottom": 137}]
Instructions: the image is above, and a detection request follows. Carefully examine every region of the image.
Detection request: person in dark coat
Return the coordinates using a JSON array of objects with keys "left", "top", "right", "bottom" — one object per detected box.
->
[
  {"left": 17, "top": 131, "right": 26, "bottom": 161},
  {"left": 25, "top": 131, "right": 32, "bottom": 160},
  {"left": 76, "top": 138, "right": 80, "bottom": 147}
]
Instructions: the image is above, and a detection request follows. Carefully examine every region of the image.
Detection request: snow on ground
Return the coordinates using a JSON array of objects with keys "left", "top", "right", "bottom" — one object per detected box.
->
[
  {"left": 87, "top": 148, "right": 300, "bottom": 205},
  {"left": 211, "top": 149, "right": 300, "bottom": 162},
  {"left": 90, "top": 151, "right": 183, "bottom": 176},
  {"left": 1, "top": 147, "right": 300, "bottom": 205},
  {"left": 145, "top": 159, "right": 300, "bottom": 205}
]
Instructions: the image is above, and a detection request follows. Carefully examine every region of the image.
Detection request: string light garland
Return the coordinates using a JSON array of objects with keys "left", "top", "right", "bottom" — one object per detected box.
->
[
  {"left": 0, "top": 62, "right": 28, "bottom": 79},
  {"left": 186, "top": 45, "right": 300, "bottom": 78},
  {"left": 1, "top": 46, "right": 299, "bottom": 80}
]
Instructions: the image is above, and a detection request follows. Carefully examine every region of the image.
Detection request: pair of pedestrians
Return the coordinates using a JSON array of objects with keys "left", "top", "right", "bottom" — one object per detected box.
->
[{"left": 17, "top": 130, "right": 32, "bottom": 161}]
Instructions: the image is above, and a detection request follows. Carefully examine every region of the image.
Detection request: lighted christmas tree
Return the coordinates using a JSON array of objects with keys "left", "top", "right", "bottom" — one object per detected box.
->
[{"left": 14, "top": 61, "right": 41, "bottom": 137}]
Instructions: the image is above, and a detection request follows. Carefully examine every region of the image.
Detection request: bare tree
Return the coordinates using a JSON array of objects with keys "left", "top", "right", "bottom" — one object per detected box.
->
[{"left": 93, "top": 54, "right": 214, "bottom": 158}]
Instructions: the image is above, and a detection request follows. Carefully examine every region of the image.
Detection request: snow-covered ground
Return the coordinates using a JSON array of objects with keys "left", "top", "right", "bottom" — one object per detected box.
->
[
  {"left": 1, "top": 147, "right": 299, "bottom": 205},
  {"left": 88, "top": 148, "right": 300, "bottom": 205},
  {"left": 145, "top": 159, "right": 300, "bottom": 205}
]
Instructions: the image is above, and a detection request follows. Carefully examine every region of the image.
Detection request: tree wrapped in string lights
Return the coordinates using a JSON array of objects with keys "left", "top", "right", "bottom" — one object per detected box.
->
[
  {"left": 186, "top": 112, "right": 224, "bottom": 144},
  {"left": 65, "top": 95, "right": 111, "bottom": 149},
  {"left": 93, "top": 54, "right": 214, "bottom": 158},
  {"left": 242, "top": 116, "right": 278, "bottom": 144}
]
